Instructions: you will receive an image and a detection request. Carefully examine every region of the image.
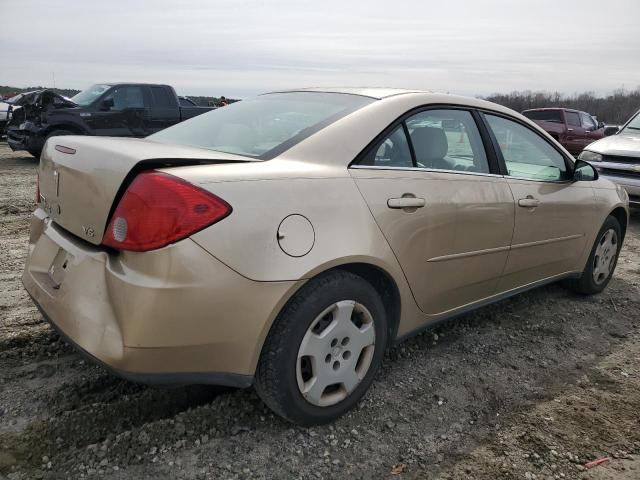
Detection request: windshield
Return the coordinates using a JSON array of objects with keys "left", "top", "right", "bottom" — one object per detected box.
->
[
  {"left": 148, "top": 92, "right": 374, "bottom": 159},
  {"left": 621, "top": 111, "right": 640, "bottom": 133},
  {"left": 71, "top": 84, "right": 111, "bottom": 106},
  {"left": 6, "top": 93, "right": 26, "bottom": 104}
]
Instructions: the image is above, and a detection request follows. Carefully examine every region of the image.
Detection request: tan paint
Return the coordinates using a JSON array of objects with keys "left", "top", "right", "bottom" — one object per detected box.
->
[
  {"left": 24, "top": 88, "right": 629, "bottom": 381},
  {"left": 497, "top": 178, "right": 596, "bottom": 291},
  {"left": 350, "top": 168, "right": 515, "bottom": 315}
]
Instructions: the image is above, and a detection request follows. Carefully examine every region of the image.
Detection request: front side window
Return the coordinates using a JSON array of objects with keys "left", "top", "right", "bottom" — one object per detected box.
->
[
  {"left": 566, "top": 111, "right": 581, "bottom": 127},
  {"left": 580, "top": 113, "right": 596, "bottom": 130},
  {"left": 485, "top": 114, "right": 568, "bottom": 182},
  {"left": 104, "top": 86, "right": 145, "bottom": 110},
  {"left": 149, "top": 92, "right": 374, "bottom": 159},
  {"left": 406, "top": 109, "right": 490, "bottom": 173},
  {"left": 71, "top": 84, "right": 111, "bottom": 106}
]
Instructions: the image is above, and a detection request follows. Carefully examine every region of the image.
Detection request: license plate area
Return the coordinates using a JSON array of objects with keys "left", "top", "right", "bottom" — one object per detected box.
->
[{"left": 48, "top": 248, "right": 73, "bottom": 289}]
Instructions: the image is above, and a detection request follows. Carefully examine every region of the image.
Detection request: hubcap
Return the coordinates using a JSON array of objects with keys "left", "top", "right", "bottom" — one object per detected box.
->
[
  {"left": 296, "top": 300, "right": 376, "bottom": 407},
  {"left": 592, "top": 228, "right": 618, "bottom": 285}
]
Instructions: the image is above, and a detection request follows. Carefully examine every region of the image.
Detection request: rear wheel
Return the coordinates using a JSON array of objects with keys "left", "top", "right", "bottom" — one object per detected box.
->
[
  {"left": 570, "top": 215, "right": 622, "bottom": 295},
  {"left": 255, "top": 271, "right": 388, "bottom": 426}
]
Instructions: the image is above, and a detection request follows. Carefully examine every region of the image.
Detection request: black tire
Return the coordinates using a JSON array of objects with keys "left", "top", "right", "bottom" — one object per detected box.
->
[
  {"left": 570, "top": 215, "right": 622, "bottom": 295},
  {"left": 29, "top": 129, "right": 76, "bottom": 159},
  {"left": 46, "top": 129, "right": 75, "bottom": 143},
  {"left": 255, "top": 270, "right": 388, "bottom": 426}
]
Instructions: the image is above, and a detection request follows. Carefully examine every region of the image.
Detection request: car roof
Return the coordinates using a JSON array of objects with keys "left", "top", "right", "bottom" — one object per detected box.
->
[{"left": 266, "top": 87, "right": 427, "bottom": 99}]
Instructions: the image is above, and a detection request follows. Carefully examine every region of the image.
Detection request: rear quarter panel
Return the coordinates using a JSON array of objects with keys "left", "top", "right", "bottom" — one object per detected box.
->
[{"left": 168, "top": 162, "right": 428, "bottom": 336}]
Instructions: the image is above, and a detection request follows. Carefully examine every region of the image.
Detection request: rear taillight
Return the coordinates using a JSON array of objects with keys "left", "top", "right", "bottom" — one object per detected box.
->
[{"left": 102, "top": 171, "right": 231, "bottom": 252}]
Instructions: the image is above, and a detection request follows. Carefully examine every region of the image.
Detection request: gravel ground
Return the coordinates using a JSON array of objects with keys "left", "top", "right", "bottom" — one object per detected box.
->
[{"left": 0, "top": 142, "right": 639, "bottom": 480}]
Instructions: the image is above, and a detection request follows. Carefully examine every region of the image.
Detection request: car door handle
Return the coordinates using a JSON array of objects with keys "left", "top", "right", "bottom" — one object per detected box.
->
[
  {"left": 387, "top": 197, "right": 426, "bottom": 209},
  {"left": 518, "top": 197, "right": 540, "bottom": 208}
]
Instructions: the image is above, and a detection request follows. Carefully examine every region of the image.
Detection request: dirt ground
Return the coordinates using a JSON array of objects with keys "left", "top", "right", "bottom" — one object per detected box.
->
[{"left": 0, "top": 142, "right": 639, "bottom": 480}]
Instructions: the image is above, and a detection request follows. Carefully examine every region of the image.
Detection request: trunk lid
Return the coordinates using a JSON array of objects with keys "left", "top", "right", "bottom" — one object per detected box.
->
[{"left": 38, "top": 136, "right": 255, "bottom": 245}]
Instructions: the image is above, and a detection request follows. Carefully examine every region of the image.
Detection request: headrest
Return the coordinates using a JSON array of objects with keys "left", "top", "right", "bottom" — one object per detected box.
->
[{"left": 410, "top": 127, "right": 448, "bottom": 163}]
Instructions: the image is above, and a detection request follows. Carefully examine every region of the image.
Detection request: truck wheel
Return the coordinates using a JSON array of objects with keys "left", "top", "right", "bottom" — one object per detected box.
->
[
  {"left": 32, "top": 130, "right": 76, "bottom": 159},
  {"left": 255, "top": 270, "right": 388, "bottom": 426},
  {"left": 46, "top": 129, "right": 75, "bottom": 142}
]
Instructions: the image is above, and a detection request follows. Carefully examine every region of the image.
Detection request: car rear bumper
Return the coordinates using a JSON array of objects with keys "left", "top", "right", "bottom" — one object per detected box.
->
[{"left": 22, "top": 208, "right": 300, "bottom": 385}]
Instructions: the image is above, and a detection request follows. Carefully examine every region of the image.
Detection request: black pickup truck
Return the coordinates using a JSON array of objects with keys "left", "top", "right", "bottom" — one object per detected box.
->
[{"left": 6, "top": 83, "right": 215, "bottom": 157}]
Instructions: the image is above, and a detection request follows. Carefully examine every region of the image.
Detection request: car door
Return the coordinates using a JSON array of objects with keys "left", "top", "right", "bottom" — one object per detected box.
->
[
  {"left": 564, "top": 110, "right": 586, "bottom": 154},
  {"left": 148, "top": 86, "right": 181, "bottom": 133},
  {"left": 482, "top": 113, "right": 595, "bottom": 292},
  {"left": 580, "top": 112, "right": 600, "bottom": 147},
  {"left": 86, "top": 85, "right": 148, "bottom": 137},
  {"left": 350, "top": 108, "right": 515, "bottom": 315}
]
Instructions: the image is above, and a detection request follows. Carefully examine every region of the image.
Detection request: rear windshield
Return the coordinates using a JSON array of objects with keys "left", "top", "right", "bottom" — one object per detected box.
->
[
  {"left": 147, "top": 92, "right": 374, "bottom": 159},
  {"left": 522, "top": 110, "right": 563, "bottom": 123}
]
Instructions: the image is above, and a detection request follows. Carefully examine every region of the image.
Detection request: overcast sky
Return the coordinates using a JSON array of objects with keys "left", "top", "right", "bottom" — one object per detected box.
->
[{"left": 1, "top": 0, "right": 639, "bottom": 99}]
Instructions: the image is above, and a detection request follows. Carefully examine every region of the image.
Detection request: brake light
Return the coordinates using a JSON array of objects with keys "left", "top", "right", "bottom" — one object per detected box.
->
[{"left": 102, "top": 171, "right": 231, "bottom": 252}]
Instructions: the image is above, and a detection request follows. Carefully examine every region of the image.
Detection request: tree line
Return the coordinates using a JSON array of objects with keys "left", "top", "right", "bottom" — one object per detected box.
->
[{"left": 484, "top": 87, "right": 640, "bottom": 125}]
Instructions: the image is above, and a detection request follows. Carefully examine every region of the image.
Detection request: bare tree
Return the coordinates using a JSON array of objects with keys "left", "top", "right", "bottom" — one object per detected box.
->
[{"left": 484, "top": 87, "right": 640, "bottom": 125}]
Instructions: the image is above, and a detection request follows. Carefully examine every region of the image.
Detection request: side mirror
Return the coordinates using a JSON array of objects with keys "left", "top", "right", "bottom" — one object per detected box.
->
[
  {"left": 100, "top": 98, "right": 114, "bottom": 111},
  {"left": 573, "top": 160, "right": 598, "bottom": 182},
  {"left": 604, "top": 125, "right": 619, "bottom": 136},
  {"left": 597, "top": 121, "right": 605, "bottom": 129}
]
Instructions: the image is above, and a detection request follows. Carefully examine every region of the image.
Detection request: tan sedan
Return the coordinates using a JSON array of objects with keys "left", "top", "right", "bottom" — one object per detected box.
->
[{"left": 23, "top": 88, "right": 629, "bottom": 425}]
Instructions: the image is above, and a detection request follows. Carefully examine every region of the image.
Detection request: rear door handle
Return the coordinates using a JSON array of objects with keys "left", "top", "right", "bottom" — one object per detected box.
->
[
  {"left": 518, "top": 196, "right": 540, "bottom": 208},
  {"left": 387, "top": 197, "right": 426, "bottom": 209}
]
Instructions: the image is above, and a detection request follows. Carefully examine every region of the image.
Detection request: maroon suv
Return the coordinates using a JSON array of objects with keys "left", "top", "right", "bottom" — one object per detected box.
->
[{"left": 522, "top": 108, "right": 606, "bottom": 154}]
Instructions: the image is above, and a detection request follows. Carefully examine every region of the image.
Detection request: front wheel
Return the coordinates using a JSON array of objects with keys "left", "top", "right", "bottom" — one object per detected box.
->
[
  {"left": 570, "top": 215, "right": 622, "bottom": 295},
  {"left": 255, "top": 271, "right": 388, "bottom": 426}
]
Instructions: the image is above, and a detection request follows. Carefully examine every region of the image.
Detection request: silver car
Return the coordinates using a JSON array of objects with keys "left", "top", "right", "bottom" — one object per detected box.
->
[{"left": 579, "top": 110, "right": 640, "bottom": 206}]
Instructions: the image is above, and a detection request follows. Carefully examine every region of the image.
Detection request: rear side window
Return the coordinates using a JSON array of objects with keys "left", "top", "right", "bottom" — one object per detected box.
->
[
  {"left": 151, "top": 87, "right": 175, "bottom": 108},
  {"left": 523, "top": 110, "right": 562, "bottom": 123},
  {"left": 406, "top": 109, "right": 489, "bottom": 173},
  {"left": 357, "top": 109, "right": 490, "bottom": 174},
  {"left": 485, "top": 114, "right": 568, "bottom": 182},
  {"left": 359, "top": 125, "right": 413, "bottom": 168},
  {"left": 566, "top": 111, "right": 581, "bottom": 126}
]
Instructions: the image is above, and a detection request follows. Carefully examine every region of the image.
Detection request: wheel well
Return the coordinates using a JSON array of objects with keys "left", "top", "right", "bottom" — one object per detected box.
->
[
  {"left": 331, "top": 263, "right": 401, "bottom": 342},
  {"left": 45, "top": 124, "right": 85, "bottom": 136},
  {"left": 610, "top": 207, "right": 628, "bottom": 241}
]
